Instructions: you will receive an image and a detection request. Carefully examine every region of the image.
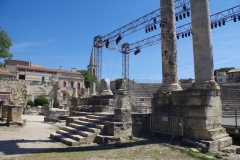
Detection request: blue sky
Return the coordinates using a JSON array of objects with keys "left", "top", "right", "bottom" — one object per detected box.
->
[{"left": 0, "top": 0, "right": 240, "bottom": 82}]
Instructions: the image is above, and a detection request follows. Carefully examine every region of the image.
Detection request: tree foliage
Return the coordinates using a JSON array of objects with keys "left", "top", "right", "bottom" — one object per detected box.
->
[
  {"left": 214, "top": 67, "right": 235, "bottom": 76},
  {"left": 77, "top": 70, "right": 96, "bottom": 88},
  {"left": 34, "top": 97, "right": 49, "bottom": 106},
  {"left": 27, "top": 100, "right": 34, "bottom": 107},
  {"left": 0, "top": 27, "right": 13, "bottom": 61}
]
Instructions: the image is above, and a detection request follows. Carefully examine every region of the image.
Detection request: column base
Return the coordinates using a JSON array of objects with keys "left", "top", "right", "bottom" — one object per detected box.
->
[
  {"left": 192, "top": 81, "right": 220, "bottom": 90},
  {"left": 159, "top": 83, "right": 182, "bottom": 92}
]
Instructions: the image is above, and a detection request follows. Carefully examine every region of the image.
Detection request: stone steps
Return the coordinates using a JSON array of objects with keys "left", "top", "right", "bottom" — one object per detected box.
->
[{"left": 50, "top": 114, "right": 115, "bottom": 146}]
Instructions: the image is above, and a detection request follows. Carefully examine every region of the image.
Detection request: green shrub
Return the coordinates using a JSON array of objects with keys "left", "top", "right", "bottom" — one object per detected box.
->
[
  {"left": 34, "top": 97, "right": 49, "bottom": 106},
  {"left": 27, "top": 100, "right": 34, "bottom": 107}
]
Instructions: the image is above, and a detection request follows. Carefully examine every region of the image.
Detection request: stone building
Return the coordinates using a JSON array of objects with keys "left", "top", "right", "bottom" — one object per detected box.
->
[
  {"left": 215, "top": 71, "right": 228, "bottom": 84},
  {"left": 227, "top": 68, "right": 240, "bottom": 83},
  {"left": 0, "top": 59, "right": 84, "bottom": 107}
]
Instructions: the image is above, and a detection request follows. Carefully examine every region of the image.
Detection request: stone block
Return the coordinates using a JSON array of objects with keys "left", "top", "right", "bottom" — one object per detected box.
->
[
  {"left": 10, "top": 105, "right": 23, "bottom": 122},
  {"left": 114, "top": 108, "right": 132, "bottom": 122},
  {"left": 182, "top": 105, "right": 222, "bottom": 118},
  {"left": 106, "top": 121, "right": 132, "bottom": 140},
  {"left": 92, "top": 105, "right": 110, "bottom": 112},
  {"left": 218, "top": 137, "right": 232, "bottom": 150},
  {"left": 201, "top": 140, "right": 219, "bottom": 153},
  {"left": 1, "top": 105, "right": 8, "bottom": 119}
]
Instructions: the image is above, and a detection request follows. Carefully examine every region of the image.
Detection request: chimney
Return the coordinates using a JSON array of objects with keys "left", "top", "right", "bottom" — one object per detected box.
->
[
  {"left": 59, "top": 66, "right": 62, "bottom": 70},
  {"left": 71, "top": 67, "right": 76, "bottom": 72}
]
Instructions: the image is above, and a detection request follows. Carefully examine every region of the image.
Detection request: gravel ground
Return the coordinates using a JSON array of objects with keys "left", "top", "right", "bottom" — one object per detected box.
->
[{"left": 0, "top": 114, "right": 66, "bottom": 159}]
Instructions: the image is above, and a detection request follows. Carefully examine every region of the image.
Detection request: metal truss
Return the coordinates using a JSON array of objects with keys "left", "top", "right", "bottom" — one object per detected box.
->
[
  {"left": 93, "top": 36, "right": 103, "bottom": 81},
  {"left": 109, "top": 5, "right": 240, "bottom": 53},
  {"left": 102, "top": 0, "right": 190, "bottom": 44}
]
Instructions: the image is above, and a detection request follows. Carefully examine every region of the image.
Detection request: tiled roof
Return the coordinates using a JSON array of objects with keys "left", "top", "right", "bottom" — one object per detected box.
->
[
  {"left": 16, "top": 65, "right": 81, "bottom": 75},
  {"left": 0, "top": 71, "right": 13, "bottom": 76},
  {"left": 228, "top": 68, "right": 240, "bottom": 73}
]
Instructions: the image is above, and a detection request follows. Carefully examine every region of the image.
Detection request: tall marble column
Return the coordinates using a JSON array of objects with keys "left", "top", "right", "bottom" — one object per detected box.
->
[
  {"left": 190, "top": 0, "right": 218, "bottom": 89},
  {"left": 160, "top": 0, "right": 181, "bottom": 92}
]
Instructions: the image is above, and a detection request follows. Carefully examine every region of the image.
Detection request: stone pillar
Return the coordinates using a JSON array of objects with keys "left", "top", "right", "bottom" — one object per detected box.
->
[
  {"left": 90, "top": 82, "right": 96, "bottom": 95},
  {"left": 190, "top": 0, "right": 218, "bottom": 89},
  {"left": 160, "top": 0, "right": 181, "bottom": 92},
  {"left": 72, "top": 87, "right": 78, "bottom": 98}
]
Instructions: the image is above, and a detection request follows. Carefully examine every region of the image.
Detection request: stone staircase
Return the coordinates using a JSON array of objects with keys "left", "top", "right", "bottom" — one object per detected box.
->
[{"left": 50, "top": 114, "right": 115, "bottom": 146}]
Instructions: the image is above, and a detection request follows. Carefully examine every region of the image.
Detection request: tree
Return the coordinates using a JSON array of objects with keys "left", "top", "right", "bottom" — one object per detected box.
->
[
  {"left": 214, "top": 67, "right": 235, "bottom": 76},
  {"left": 0, "top": 27, "right": 13, "bottom": 65},
  {"left": 77, "top": 70, "right": 96, "bottom": 88},
  {"left": 34, "top": 97, "right": 49, "bottom": 106}
]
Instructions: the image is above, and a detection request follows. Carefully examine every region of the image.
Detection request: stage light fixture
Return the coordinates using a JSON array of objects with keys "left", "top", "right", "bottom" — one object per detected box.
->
[
  {"left": 151, "top": 26, "right": 154, "bottom": 31},
  {"left": 145, "top": 28, "right": 148, "bottom": 33},
  {"left": 134, "top": 48, "right": 141, "bottom": 55},
  {"left": 153, "top": 18, "right": 157, "bottom": 23},
  {"left": 188, "top": 32, "right": 190, "bottom": 36},
  {"left": 238, "top": 15, "right": 240, "bottom": 21},
  {"left": 183, "top": 13, "right": 186, "bottom": 18},
  {"left": 148, "top": 28, "right": 151, "bottom": 32},
  {"left": 214, "top": 23, "right": 217, "bottom": 28},
  {"left": 183, "top": 5, "right": 187, "bottom": 11},
  {"left": 185, "top": 33, "right": 187, "bottom": 37},
  {"left": 218, "top": 21, "right": 221, "bottom": 27},
  {"left": 160, "top": 23, "right": 161, "bottom": 27},
  {"left": 177, "top": 35, "right": 179, "bottom": 39},
  {"left": 179, "top": 15, "right": 182, "bottom": 20},
  {"left": 154, "top": 24, "right": 157, "bottom": 30},
  {"left": 176, "top": 16, "right": 178, "bottom": 21},
  {"left": 116, "top": 35, "right": 122, "bottom": 44},
  {"left": 182, "top": 34, "right": 184, "bottom": 38},
  {"left": 187, "top": 12, "right": 190, "bottom": 17},
  {"left": 222, "top": 20, "right": 225, "bottom": 25},
  {"left": 233, "top": 16, "right": 237, "bottom": 22},
  {"left": 211, "top": 23, "right": 213, "bottom": 29},
  {"left": 105, "top": 40, "right": 109, "bottom": 48}
]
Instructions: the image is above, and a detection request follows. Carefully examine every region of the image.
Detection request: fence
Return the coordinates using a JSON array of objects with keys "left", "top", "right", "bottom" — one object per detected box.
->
[{"left": 150, "top": 115, "right": 183, "bottom": 138}]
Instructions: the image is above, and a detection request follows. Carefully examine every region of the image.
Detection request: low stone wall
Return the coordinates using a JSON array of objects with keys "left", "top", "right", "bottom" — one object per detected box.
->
[{"left": 131, "top": 113, "right": 151, "bottom": 135}]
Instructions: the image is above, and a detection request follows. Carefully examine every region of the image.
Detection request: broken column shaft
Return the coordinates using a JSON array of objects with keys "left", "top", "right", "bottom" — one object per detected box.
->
[{"left": 160, "top": 0, "right": 181, "bottom": 91}]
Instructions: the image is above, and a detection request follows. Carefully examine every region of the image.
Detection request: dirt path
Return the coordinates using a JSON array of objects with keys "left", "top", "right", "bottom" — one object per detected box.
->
[{"left": 0, "top": 114, "right": 66, "bottom": 159}]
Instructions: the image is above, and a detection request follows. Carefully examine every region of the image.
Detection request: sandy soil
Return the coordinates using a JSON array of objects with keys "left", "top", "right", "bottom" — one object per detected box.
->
[{"left": 0, "top": 114, "right": 66, "bottom": 159}]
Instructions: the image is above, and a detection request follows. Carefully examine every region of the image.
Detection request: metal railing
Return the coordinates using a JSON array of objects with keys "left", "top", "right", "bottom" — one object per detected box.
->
[{"left": 150, "top": 115, "right": 183, "bottom": 138}]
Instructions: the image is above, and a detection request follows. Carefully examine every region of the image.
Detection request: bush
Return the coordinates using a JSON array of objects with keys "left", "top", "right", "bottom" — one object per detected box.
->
[
  {"left": 27, "top": 100, "right": 34, "bottom": 107},
  {"left": 34, "top": 97, "right": 49, "bottom": 106}
]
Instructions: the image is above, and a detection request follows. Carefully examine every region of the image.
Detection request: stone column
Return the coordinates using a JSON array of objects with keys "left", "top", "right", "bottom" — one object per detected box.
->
[
  {"left": 90, "top": 82, "right": 96, "bottom": 95},
  {"left": 190, "top": 0, "right": 218, "bottom": 89},
  {"left": 160, "top": 0, "right": 181, "bottom": 92}
]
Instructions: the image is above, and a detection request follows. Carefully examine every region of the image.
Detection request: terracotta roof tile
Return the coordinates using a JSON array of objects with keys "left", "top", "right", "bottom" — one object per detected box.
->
[
  {"left": 16, "top": 65, "right": 81, "bottom": 75},
  {"left": 228, "top": 68, "right": 240, "bottom": 73},
  {"left": 0, "top": 71, "right": 13, "bottom": 76}
]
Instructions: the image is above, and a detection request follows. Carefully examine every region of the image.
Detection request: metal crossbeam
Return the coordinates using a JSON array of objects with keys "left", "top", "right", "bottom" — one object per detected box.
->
[
  {"left": 102, "top": 0, "right": 190, "bottom": 43},
  {"left": 109, "top": 5, "right": 240, "bottom": 53}
]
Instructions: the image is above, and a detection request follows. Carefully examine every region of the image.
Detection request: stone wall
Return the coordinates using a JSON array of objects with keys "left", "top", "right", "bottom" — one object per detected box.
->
[{"left": 132, "top": 113, "right": 151, "bottom": 135}]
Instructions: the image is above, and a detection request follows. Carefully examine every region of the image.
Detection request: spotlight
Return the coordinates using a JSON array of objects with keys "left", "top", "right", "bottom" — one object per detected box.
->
[
  {"left": 160, "top": 23, "right": 161, "bottom": 27},
  {"left": 222, "top": 20, "right": 225, "bottom": 25},
  {"left": 187, "top": 11, "right": 190, "bottom": 17},
  {"left": 145, "top": 28, "right": 148, "bottom": 33},
  {"left": 182, "top": 34, "right": 184, "bottom": 38},
  {"left": 211, "top": 23, "right": 213, "bottom": 29},
  {"left": 153, "top": 18, "right": 157, "bottom": 23},
  {"left": 218, "top": 21, "right": 221, "bottom": 27},
  {"left": 214, "top": 23, "right": 217, "bottom": 28},
  {"left": 134, "top": 48, "right": 141, "bottom": 55},
  {"left": 183, "top": 13, "right": 186, "bottom": 18},
  {"left": 154, "top": 24, "right": 157, "bottom": 30},
  {"left": 177, "top": 35, "right": 179, "bottom": 39},
  {"left": 185, "top": 33, "right": 187, "bottom": 37},
  {"left": 116, "top": 35, "right": 122, "bottom": 44},
  {"left": 233, "top": 16, "right": 237, "bottom": 22},
  {"left": 238, "top": 15, "right": 240, "bottom": 21},
  {"left": 188, "top": 32, "right": 190, "bottom": 36},
  {"left": 105, "top": 40, "right": 109, "bottom": 48},
  {"left": 176, "top": 16, "right": 178, "bottom": 21},
  {"left": 179, "top": 15, "right": 182, "bottom": 20},
  {"left": 151, "top": 26, "right": 154, "bottom": 31},
  {"left": 183, "top": 5, "right": 187, "bottom": 11}
]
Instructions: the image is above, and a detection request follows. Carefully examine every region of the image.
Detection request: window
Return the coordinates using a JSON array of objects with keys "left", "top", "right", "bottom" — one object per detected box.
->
[
  {"left": 19, "top": 74, "right": 25, "bottom": 80},
  {"left": 63, "top": 81, "right": 66, "bottom": 87},
  {"left": 63, "top": 92, "right": 66, "bottom": 100},
  {"left": 78, "top": 83, "right": 80, "bottom": 89},
  {"left": 42, "top": 76, "right": 45, "bottom": 83},
  {"left": 71, "top": 82, "right": 74, "bottom": 88},
  {"left": 230, "top": 73, "right": 234, "bottom": 77}
]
